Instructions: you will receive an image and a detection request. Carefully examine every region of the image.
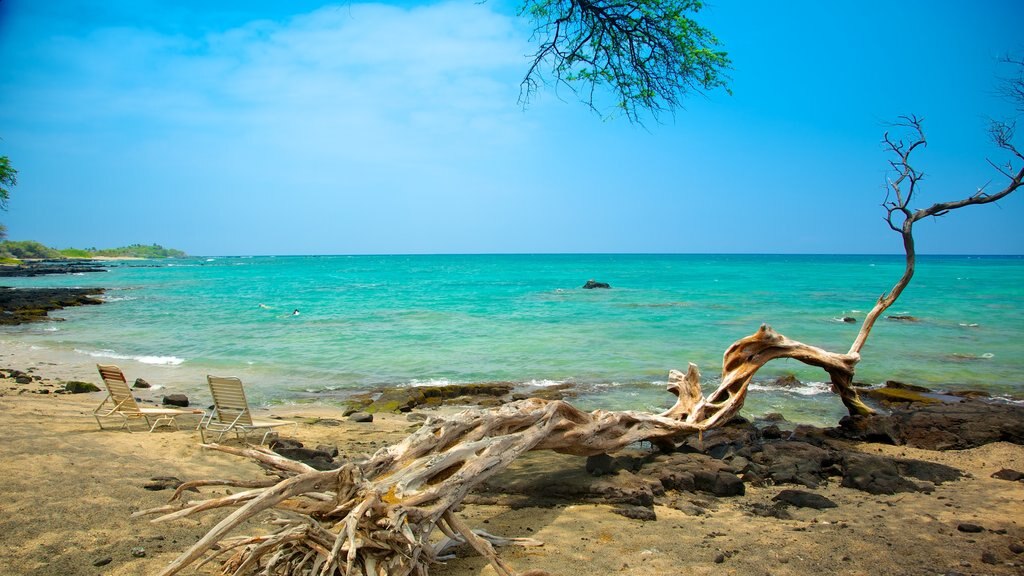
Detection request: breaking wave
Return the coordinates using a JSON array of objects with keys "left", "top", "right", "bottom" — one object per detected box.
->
[{"left": 74, "top": 348, "right": 185, "bottom": 366}]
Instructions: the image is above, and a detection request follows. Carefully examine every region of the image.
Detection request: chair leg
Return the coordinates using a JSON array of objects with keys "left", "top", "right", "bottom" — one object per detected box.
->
[{"left": 147, "top": 415, "right": 179, "bottom": 432}]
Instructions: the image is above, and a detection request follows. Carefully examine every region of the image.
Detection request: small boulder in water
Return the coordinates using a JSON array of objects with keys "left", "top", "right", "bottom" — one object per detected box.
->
[
  {"left": 582, "top": 279, "right": 611, "bottom": 289},
  {"left": 773, "top": 375, "right": 801, "bottom": 388},
  {"left": 133, "top": 378, "right": 151, "bottom": 389}
]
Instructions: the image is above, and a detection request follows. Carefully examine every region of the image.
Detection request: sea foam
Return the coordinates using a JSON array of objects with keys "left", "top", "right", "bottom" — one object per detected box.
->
[{"left": 75, "top": 348, "right": 185, "bottom": 366}]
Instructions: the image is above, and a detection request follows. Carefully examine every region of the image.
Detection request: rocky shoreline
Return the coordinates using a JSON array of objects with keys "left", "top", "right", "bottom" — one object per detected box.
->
[
  {"left": 0, "top": 260, "right": 108, "bottom": 277},
  {"left": 0, "top": 286, "right": 106, "bottom": 325},
  {"left": 1, "top": 362, "right": 1023, "bottom": 575},
  {"left": 0, "top": 260, "right": 107, "bottom": 325}
]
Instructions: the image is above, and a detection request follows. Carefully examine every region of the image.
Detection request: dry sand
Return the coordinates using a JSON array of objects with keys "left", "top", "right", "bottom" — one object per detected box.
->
[{"left": 1, "top": 357, "right": 1023, "bottom": 576}]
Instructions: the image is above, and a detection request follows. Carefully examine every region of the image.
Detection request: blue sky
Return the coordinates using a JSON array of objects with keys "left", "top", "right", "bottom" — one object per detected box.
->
[{"left": 0, "top": 0, "right": 1021, "bottom": 255}]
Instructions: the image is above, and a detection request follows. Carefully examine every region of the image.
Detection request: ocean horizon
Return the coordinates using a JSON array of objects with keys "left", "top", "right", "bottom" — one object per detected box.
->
[{"left": 2, "top": 253, "right": 1022, "bottom": 425}]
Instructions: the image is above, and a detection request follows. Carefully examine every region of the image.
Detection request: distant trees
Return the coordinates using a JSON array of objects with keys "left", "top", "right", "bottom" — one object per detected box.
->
[
  {"left": 0, "top": 241, "right": 186, "bottom": 261},
  {"left": 85, "top": 243, "right": 187, "bottom": 259},
  {"left": 0, "top": 240, "right": 60, "bottom": 260},
  {"left": 518, "top": 0, "right": 730, "bottom": 122}
]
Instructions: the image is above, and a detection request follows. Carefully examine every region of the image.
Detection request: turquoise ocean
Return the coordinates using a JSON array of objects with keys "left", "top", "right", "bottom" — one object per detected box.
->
[{"left": 2, "top": 254, "right": 1022, "bottom": 424}]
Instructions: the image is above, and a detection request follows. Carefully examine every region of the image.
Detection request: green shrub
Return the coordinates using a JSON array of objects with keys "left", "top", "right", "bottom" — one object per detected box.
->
[{"left": 0, "top": 240, "right": 61, "bottom": 259}]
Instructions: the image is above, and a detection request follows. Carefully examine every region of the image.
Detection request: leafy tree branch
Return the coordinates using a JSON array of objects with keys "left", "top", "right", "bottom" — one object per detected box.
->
[{"left": 518, "top": 0, "right": 730, "bottom": 122}]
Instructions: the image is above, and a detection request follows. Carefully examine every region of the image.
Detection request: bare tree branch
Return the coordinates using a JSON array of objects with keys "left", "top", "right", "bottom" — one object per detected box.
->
[{"left": 851, "top": 58, "right": 1024, "bottom": 356}]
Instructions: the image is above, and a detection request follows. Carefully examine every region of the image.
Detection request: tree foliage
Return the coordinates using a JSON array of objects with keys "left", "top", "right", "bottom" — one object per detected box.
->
[
  {"left": 0, "top": 241, "right": 186, "bottom": 261},
  {"left": 0, "top": 154, "right": 16, "bottom": 240},
  {"left": 84, "top": 243, "right": 187, "bottom": 259},
  {"left": 0, "top": 155, "right": 15, "bottom": 211},
  {"left": 518, "top": 0, "right": 730, "bottom": 122},
  {"left": 0, "top": 240, "right": 61, "bottom": 260}
]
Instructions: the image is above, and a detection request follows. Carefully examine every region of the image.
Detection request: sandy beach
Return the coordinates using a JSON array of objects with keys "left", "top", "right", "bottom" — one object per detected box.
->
[{"left": 1, "top": 353, "right": 1023, "bottom": 576}]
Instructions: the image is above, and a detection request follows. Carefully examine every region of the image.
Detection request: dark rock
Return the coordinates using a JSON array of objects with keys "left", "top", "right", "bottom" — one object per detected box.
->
[
  {"left": 991, "top": 469, "right": 1024, "bottom": 482},
  {"left": 586, "top": 454, "right": 639, "bottom": 476},
  {"left": 837, "top": 400, "right": 1024, "bottom": 450},
  {"left": 528, "top": 382, "right": 577, "bottom": 402},
  {"left": 144, "top": 476, "right": 184, "bottom": 491},
  {"left": 92, "top": 557, "right": 112, "bottom": 567},
  {"left": 713, "top": 553, "right": 726, "bottom": 563},
  {"left": 0, "top": 261, "right": 106, "bottom": 277},
  {"left": 270, "top": 439, "right": 338, "bottom": 471},
  {"left": 14, "top": 375, "right": 32, "bottom": 385},
  {"left": 586, "top": 454, "right": 615, "bottom": 476},
  {"left": 476, "top": 459, "right": 656, "bottom": 509},
  {"left": 582, "top": 280, "right": 611, "bottom": 289},
  {"left": 772, "top": 489, "right": 837, "bottom": 509},
  {"left": 693, "top": 470, "right": 745, "bottom": 497},
  {"left": 364, "top": 383, "right": 513, "bottom": 413},
  {"left": 611, "top": 505, "right": 656, "bottom": 521},
  {"left": 133, "top": 378, "right": 151, "bottom": 389},
  {"left": 887, "top": 315, "right": 919, "bottom": 322},
  {"left": 957, "top": 523, "right": 985, "bottom": 533},
  {"left": 773, "top": 375, "right": 802, "bottom": 388},
  {"left": 682, "top": 418, "right": 759, "bottom": 456},
  {"left": 840, "top": 316, "right": 856, "bottom": 323},
  {"left": 1009, "top": 542, "right": 1024, "bottom": 554},
  {"left": 162, "top": 394, "right": 189, "bottom": 407},
  {"left": 270, "top": 438, "right": 303, "bottom": 450},
  {"left": 896, "top": 459, "right": 962, "bottom": 485},
  {"left": 349, "top": 411, "right": 373, "bottom": 423},
  {"left": 316, "top": 444, "right": 340, "bottom": 458},
  {"left": 860, "top": 385, "right": 943, "bottom": 407},
  {"left": 837, "top": 414, "right": 902, "bottom": 445},
  {"left": 981, "top": 551, "right": 999, "bottom": 565},
  {"left": 947, "top": 389, "right": 990, "bottom": 399},
  {"left": 883, "top": 380, "right": 933, "bottom": 393},
  {"left": 747, "top": 502, "right": 793, "bottom": 519},
  {"left": 751, "top": 441, "right": 835, "bottom": 488},
  {"left": 842, "top": 453, "right": 919, "bottom": 495},
  {"left": 0, "top": 286, "right": 105, "bottom": 325},
  {"left": 311, "top": 418, "right": 343, "bottom": 426},
  {"left": 64, "top": 381, "right": 100, "bottom": 393}
]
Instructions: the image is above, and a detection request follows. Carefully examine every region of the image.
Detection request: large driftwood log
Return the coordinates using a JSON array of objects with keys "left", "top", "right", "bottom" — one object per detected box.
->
[{"left": 139, "top": 324, "right": 872, "bottom": 576}]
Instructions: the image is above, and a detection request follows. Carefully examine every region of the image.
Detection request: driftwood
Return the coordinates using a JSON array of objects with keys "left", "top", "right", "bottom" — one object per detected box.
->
[
  {"left": 142, "top": 63, "right": 1023, "bottom": 576},
  {"left": 138, "top": 324, "right": 874, "bottom": 576}
]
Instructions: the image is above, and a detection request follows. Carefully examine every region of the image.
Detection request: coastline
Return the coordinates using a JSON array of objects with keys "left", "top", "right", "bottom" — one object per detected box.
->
[
  {"left": 1, "top": 349, "right": 1023, "bottom": 575},
  {"left": 3, "top": 253, "right": 1023, "bottom": 414}
]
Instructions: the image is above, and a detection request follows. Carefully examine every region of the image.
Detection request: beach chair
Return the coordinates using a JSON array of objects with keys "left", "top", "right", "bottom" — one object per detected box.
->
[
  {"left": 93, "top": 364, "right": 200, "bottom": 432},
  {"left": 200, "top": 375, "right": 296, "bottom": 444}
]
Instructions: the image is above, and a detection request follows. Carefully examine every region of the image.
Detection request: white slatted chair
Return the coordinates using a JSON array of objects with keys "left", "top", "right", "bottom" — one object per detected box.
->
[
  {"left": 200, "top": 375, "right": 296, "bottom": 444},
  {"left": 93, "top": 364, "right": 201, "bottom": 432}
]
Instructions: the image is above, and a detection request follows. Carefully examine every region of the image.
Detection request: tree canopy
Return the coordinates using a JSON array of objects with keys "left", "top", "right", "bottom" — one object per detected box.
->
[
  {"left": 0, "top": 155, "right": 15, "bottom": 212},
  {"left": 518, "top": 0, "right": 730, "bottom": 122},
  {"left": 0, "top": 154, "right": 16, "bottom": 240}
]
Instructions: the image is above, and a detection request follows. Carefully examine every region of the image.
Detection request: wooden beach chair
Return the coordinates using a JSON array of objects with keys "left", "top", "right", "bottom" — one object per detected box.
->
[
  {"left": 200, "top": 375, "right": 296, "bottom": 445},
  {"left": 93, "top": 364, "right": 201, "bottom": 432}
]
